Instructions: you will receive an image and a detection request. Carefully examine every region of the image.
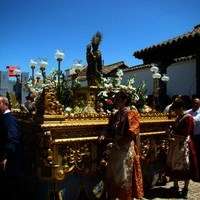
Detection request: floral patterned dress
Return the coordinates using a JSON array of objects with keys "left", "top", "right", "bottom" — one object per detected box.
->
[{"left": 105, "top": 107, "right": 144, "bottom": 200}]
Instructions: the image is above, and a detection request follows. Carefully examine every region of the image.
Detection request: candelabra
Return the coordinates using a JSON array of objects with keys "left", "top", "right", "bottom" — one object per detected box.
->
[
  {"left": 54, "top": 49, "right": 65, "bottom": 100},
  {"left": 13, "top": 68, "right": 22, "bottom": 82},
  {"left": 29, "top": 59, "right": 37, "bottom": 83},
  {"left": 150, "top": 64, "right": 170, "bottom": 111},
  {"left": 38, "top": 59, "right": 48, "bottom": 84}
]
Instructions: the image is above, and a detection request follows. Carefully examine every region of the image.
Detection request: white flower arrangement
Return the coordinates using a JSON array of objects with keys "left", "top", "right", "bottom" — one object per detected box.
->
[{"left": 98, "top": 69, "right": 147, "bottom": 113}]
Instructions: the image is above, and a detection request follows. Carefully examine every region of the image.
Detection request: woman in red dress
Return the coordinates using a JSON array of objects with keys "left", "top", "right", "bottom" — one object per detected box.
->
[
  {"left": 99, "top": 91, "right": 144, "bottom": 200},
  {"left": 167, "top": 97, "right": 199, "bottom": 198}
]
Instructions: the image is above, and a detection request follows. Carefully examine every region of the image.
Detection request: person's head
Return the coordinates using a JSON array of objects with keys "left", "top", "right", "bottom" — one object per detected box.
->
[
  {"left": 0, "top": 96, "right": 9, "bottom": 114},
  {"left": 171, "top": 96, "right": 185, "bottom": 116},
  {"left": 114, "top": 91, "right": 131, "bottom": 109},
  {"left": 191, "top": 98, "right": 200, "bottom": 111},
  {"left": 172, "top": 94, "right": 181, "bottom": 103}
]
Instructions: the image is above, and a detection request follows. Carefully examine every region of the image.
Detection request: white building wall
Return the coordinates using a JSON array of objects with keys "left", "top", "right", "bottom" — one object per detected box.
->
[
  {"left": 76, "top": 68, "right": 154, "bottom": 93},
  {"left": 122, "top": 68, "right": 153, "bottom": 96},
  {"left": 167, "top": 59, "right": 196, "bottom": 97},
  {"left": 21, "top": 72, "right": 29, "bottom": 104},
  {"left": 0, "top": 71, "right": 30, "bottom": 103},
  {"left": 68, "top": 58, "right": 197, "bottom": 100},
  {"left": 0, "top": 71, "right": 9, "bottom": 96},
  {"left": 8, "top": 80, "right": 16, "bottom": 94},
  {"left": 121, "top": 59, "right": 196, "bottom": 99}
]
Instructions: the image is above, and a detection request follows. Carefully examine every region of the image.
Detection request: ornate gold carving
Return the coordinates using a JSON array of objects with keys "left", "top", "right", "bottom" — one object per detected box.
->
[
  {"left": 48, "top": 142, "right": 98, "bottom": 181},
  {"left": 14, "top": 95, "right": 175, "bottom": 182},
  {"left": 35, "top": 86, "right": 64, "bottom": 115},
  {"left": 72, "top": 86, "right": 102, "bottom": 114},
  {"left": 53, "top": 137, "right": 98, "bottom": 144},
  {"left": 140, "top": 132, "right": 170, "bottom": 161},
  {"left": 61, "top": 143, "right": 90, "bottom": 173},
  {"left": 39, "top": 131, "right": 53, "bottom": 166},
  {"left": 37, "top": 126, "right": 99, "bottom": 181}
]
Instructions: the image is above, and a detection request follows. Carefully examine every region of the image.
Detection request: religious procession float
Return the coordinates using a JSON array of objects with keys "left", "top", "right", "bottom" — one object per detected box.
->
[{"left": 8, "top": 32, "right": 174, "bottom": 200}]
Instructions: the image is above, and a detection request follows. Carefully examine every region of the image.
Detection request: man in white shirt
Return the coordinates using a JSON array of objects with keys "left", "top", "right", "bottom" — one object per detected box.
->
[
  {"left": 186, "top": 98, "right": 200, "bottom": 136},
  {"left": 186, "top": 98, "right": 200, "bottom": 116}
]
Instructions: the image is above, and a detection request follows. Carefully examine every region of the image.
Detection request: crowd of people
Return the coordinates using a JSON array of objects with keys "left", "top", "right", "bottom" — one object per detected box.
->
[
  {"left": 165, "top": 96, "right": 200, "bottom": 198},
  {"left": 97, "top": 93, "right": 200, "bottom": 199},
  {"left": 24, "top": 94, "right": 36, "bottom": 112},
  {"left": 1, "top": 90, "right": 200, "bottom": 200}
]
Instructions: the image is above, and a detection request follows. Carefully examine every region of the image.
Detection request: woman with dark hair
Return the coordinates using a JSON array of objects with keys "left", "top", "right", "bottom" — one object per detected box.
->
[
  {"left": 99, "top": 91, "right": 144, "bottom": 200},
  {"left": 166, "top": 97, "right": 199, "bottom": 198}
]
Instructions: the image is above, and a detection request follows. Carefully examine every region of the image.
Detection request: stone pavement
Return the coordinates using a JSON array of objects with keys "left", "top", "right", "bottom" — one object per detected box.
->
[{"left": 143, "top": 180, "right": 200, "bottom": 200}]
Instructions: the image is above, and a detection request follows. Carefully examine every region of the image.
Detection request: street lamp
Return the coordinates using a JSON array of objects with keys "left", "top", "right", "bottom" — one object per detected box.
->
[
  {"left": 29, "top": 59, "right": 37, "bottom": 83},
  {"left": 13, "top": 68, "right": 22, "bottom": 82},
  {"left": 150, "top": 64, "right": 170, "bottom": 111},
  {"left": 161, "top": 74, "right": 170, "bottom": 82},
  {"left": 35, "top": 71, "right": 42, "bottom": 83},
  {"left": 54, "top": 49, "right": 65, "bottom": 99},
  {"left": 38, "top": 59, "right": 48, "bottom": 83}
]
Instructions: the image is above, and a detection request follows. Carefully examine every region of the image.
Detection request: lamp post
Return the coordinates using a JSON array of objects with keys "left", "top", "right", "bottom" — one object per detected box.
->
[
  {"left": 35, "top": 71, "right": 42, "bottom": 84},
  {"left": 70, "top": 60, "right": 83, "bottom": 88},
  {"left": 161, "top": 74, "right": 170, "bottom": 82},
  {"left": 29, "top": 59, "right": 37, "bottom": 83},
  {"left": 38, "top": 59, "right": 48, "bottom": 84},
  {"left": 150, "top": 64, "right": 170, "bottom": 111},
  {"left": 13, "top": 68, "right": 22, "bottom": 82},
  {"left": 54, "top": 49, "right": 65, "bottom": 100}
]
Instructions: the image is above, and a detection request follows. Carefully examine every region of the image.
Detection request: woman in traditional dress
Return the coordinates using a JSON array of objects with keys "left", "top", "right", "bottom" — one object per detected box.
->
[
  {"left": 99, "top": 91, "right": 144, "bottom": 200},
  {"left": 166, "top": 96, "right": 199, "bottom": 198}
]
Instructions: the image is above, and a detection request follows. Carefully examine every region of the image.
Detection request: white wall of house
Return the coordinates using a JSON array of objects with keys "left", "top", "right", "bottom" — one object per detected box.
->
[
  {"left": 167, "top": 59, "right": 196, "bottom": 97},
  {"left": 65, "top": 58, "right": 197, "bottom": 100},
  {"left": 21, "top": 72, "right": 29, "bottom": 104},
  {"left": 0, "top": 71, "right": 9, "bottom": 96},
  {"left": 121, "top": 59, "right": 196, "bottom": 99},
  {"left": 65, "top": 69, "right": 88, "bottom": 88},
  {"left": 74, "top": 68, "right": 153, "bottom": 93},
  {"left": 0, "top": 71, "right": 29, "bottom": 104},
  {"left": 122, "top": 68, "right": 153, "bottom": 96},
  {"left": 8, "top": 80, "right": 16, "bottom": 96}
]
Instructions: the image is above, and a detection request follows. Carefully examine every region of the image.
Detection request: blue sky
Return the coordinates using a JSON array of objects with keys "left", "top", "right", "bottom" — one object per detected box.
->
[{"left": 0, "top": 0, "right": 199, "bottom": 76}]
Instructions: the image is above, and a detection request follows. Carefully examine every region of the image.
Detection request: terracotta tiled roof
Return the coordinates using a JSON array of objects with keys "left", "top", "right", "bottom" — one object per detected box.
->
[
  {"left": 134, "top": 24, "right": 200, "bottom": 58},
  {"left": 77, "top": 66, "right": 87, "bottom": 77},
  {"left": 173, "top": 55, "right": 196, "bottom": 63},
  {"left": 102, "top": 61, "right": 129, "bottom": 74},
  {"left": 75, "top": 61, "right": 129, "bottom": 78},
  {"left": 123, "top": 55, "right": 195, "bottom": 73},
  {"left": 123, "top": 64, "right": 151, "bottom": 72}
]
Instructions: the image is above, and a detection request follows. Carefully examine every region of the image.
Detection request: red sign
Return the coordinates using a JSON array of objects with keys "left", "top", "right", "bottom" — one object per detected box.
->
[{"left": 6, "top": 66, "right": 19, "bottom": 77}]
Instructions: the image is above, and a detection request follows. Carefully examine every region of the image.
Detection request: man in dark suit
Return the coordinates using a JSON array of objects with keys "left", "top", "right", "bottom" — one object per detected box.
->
[{"left": 0, "top": 95, "right": 24, "bottom": 200}]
